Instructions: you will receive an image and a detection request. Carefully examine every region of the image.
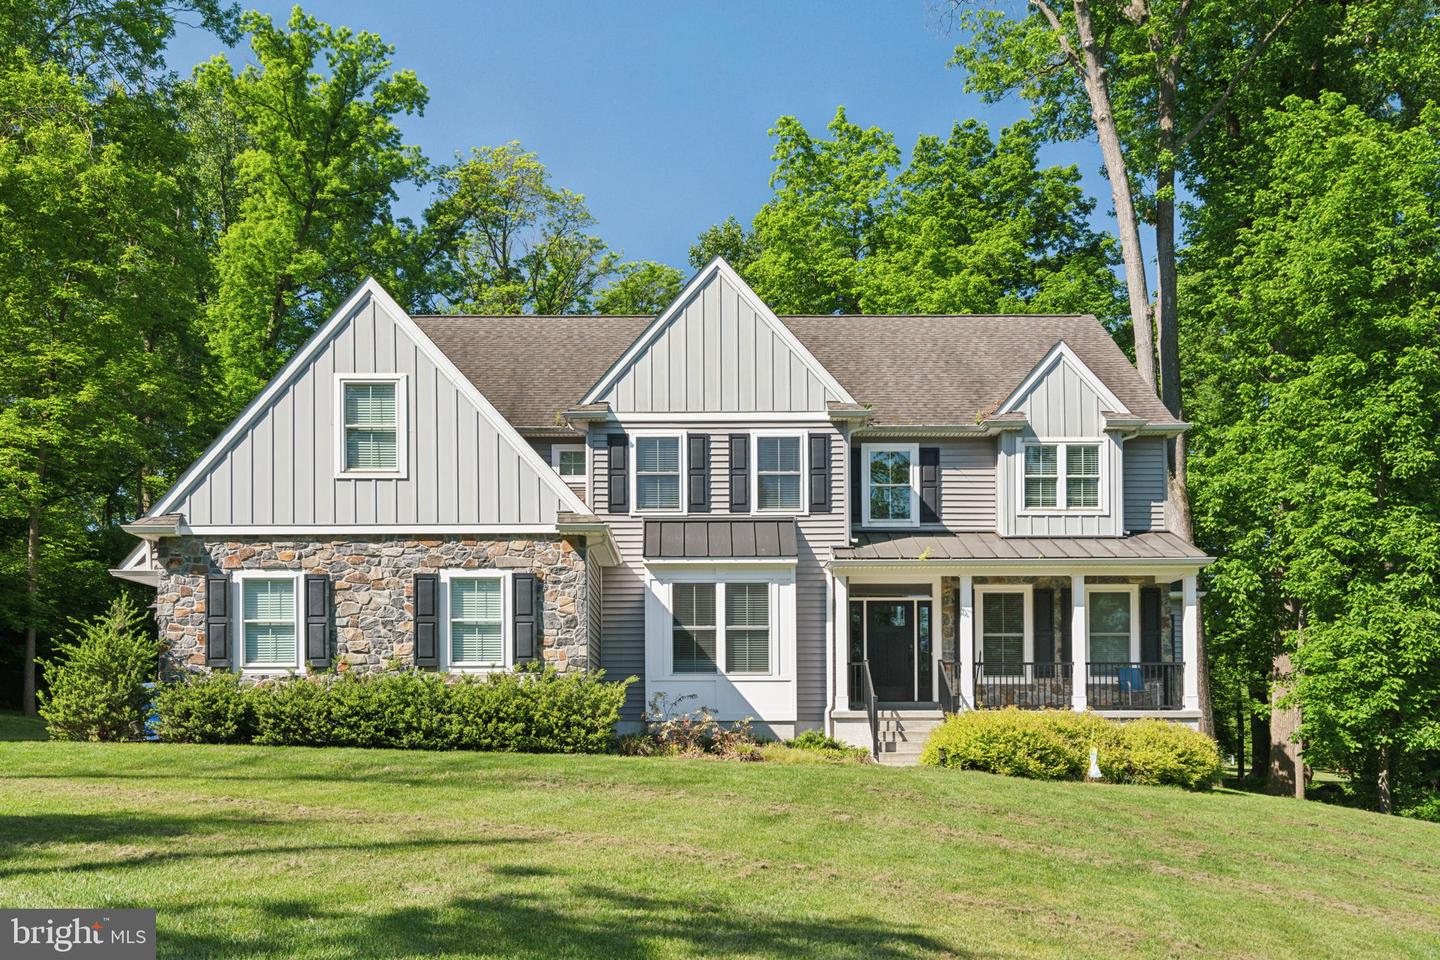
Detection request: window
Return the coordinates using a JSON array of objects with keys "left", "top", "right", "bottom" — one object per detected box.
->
[
  {"left": 337, "top": 375, "right": 406, "bottom": 476},
  {"left": 449, "top": 576, "right": 504, "bottom": 667},
  {"left": 1088, "top": 590, "right": 1135, "bottom": 667},
  {"left": 725, "top": 583, "right": 770, "bottom": 673},
  {"left": 552, "top": 444, "right": 586, "bottom": 478},
  {"left": 756, "top": 436, "right": 802, "bottom": 512},
  {"left": 240, "top": 576, "right": 299, "bottom": 670},
  {"left": 1022, "top": 441, "right": 1103, "bottom": 511},
  {"left": 863, "top": 443, "right": 918, "bottom": 526},
  {"left": 980, "top": 590, "right": 1026, "bottom": 677},
  {"left": 635, "top": 435, "right": 682, "bottom": 511},
  {"left": 672, "top": 583, "right": 716, "bottom": 673}
]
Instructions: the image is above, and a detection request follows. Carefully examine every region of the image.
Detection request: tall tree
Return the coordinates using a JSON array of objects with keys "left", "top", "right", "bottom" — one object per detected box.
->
[{"left": 595, "top": 261, "right": 685, "bottom": 315}]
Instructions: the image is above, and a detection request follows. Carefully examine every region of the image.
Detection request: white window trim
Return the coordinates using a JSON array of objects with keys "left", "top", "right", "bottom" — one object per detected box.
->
[
  {"left": 630, "top": 431, "right": 686, "bottom": 515},
  {"left": 439, "top": 569, "right": 512, "bottom": 673},
  {"left": 751, "top": 430, "right": 807, "bottom": 516},
  {"left": 650, "top": 567, "right": 793, "bottom": 683},
  {"left": 334, "top": 373, "right": 409, "bottom": 480},
  {"left": 232, "top": 570, "right": 304, "bottom": 674},
  {"left": 550, "top": 443, "right": 587, "bottom": 479},
  {"left": 1084, "top": 583, "right": 1141, "bottom": 665},
  {"left": 974, "top": 584, "right": 1033, "bottom": 666},
  {"left": 861, "top": 442, "right": 920, "bottom": 528},
  {"left": 1018, "top": 437, "right": 1109, "bottom": 516}
]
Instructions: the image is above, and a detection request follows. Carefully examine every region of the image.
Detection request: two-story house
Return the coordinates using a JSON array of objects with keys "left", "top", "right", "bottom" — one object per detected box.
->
[{"left": 113, "top": 258, "right": 1211, "bottom": 760}]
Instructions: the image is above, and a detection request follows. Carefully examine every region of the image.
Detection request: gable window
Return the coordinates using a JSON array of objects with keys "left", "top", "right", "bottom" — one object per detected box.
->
[
  {"left": 448, "top": 575, "right": 505, "bottom": 669},
  {"left": 1022, "top": 441, "right": 1104, "bottom": 512},
  {"left": 336, "top": 375, "right": 407, "bottom": 477},
  {"left": 755, "top": 435, "right": 803, "bottom": 512},
  {"left": 551, "top": 444, "right": 586, "bottom": 479},
  {"left": 862, "top": 443, "right": 919, "bottom": 526},
  {"left": 239, "top": 575, "right": 300, "bottom": 671},
  {"left": 978, "top": 588, "right": 1028, "bottom": 678},
  {"left": 635, "top": 435, "right": 682, "bottom": 511},
  {"left": 672, "top": 583, "right": 716, "bottom": 673},
  {"left": 724, "top": 583, "right": 771, "bottom": 673}
]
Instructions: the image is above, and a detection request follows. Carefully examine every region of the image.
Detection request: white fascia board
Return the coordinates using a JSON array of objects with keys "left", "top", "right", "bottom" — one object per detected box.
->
[
  {"left": 109, "top": 567, "right": 161, "bottom": 586},
  {"left": 997, "top": 340, "right": 1128, "bottom": 416},
  {"left": 579, "top": 257, "right": 857, "bottom": 408},
  {"left": 182, "top": 525, "right": 565, "bottom": 536}
]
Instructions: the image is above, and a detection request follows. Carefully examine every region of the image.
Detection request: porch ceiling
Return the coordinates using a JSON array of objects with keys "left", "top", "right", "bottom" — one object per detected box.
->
[{"left": 834, "top": 530, "right": 1210, "bottom": 564}]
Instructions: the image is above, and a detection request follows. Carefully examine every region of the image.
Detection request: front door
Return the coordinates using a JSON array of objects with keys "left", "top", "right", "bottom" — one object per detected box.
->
[{"left": 867, "top": 601, "right": 915, "bottom": 701}]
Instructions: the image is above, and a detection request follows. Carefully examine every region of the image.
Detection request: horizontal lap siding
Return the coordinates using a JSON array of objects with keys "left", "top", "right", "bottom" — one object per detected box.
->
[
  {"left": 940, "top": 439, "right": 996, "bottom": 531},
  {"left": 1123, "top": 437, "right": 1167, "bottom": 531},
  {"left": 529, "top": 439, "right": 588, "bottom": 505}
]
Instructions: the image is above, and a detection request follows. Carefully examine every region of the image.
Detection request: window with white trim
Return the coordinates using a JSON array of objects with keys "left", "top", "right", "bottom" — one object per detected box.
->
[
  {"left": 671, "top": 583, "right": 716, "bottom": 673},
  {"left": 337, "top": 375, "right": 406, "bottom": 476},
  {"left": 724, "top": 582, "right": 770, "bottom": 673},
  {"left": 1088, "top": 590, "right": 1135, "bottom": 666},
  {"left": 635, "top": 435, "right": 682, "bottom": 511},
  {"left": 448, "top": 576, "right": 505, "bottom": 668},
  {"left": 1022, "top": 441, "right": 1103, "bottom": 511},
  {"left": 552, "top": 444, "right": 586, "bottom": 479},
  {"left": 862, "top": 443, "right": 918, "bottom": 526},
  {"left": 755, "top": 436, "right": 802, "bottom": 512},
  {"left": 240, "top": 576, "right": 300, "bottom": 670},
  {"left": 979, "top": 589, "right": 1026, "bottom": 677}
]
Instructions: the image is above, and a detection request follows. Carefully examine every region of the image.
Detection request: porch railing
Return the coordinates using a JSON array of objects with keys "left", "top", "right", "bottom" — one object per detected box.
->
[
  {"left": 1086, "top": 662, "right": 1184, "bottom": 710},
  {"left": 848, "top": 659, "right": 879, "bottom": 759},
  {"left": 973, "top": 662, "right": 1073, "bottom": 710}
]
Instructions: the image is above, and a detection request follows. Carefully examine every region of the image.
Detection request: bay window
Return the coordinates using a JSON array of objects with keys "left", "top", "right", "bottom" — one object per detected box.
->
[{"left": 669, "top": 581, "right": 773, "bottom": 676}]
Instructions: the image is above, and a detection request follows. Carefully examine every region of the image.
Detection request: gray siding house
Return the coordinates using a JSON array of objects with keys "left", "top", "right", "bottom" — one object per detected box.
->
[{"left": 115, "top": 259, "right": 1211, "bottom": 760}]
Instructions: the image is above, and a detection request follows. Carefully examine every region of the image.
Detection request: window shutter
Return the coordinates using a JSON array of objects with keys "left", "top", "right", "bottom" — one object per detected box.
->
[
  {"left": 1033, "top": 588, "right": 1054, "bottom": 675},
  {"left": 1140, "top": 586, "right": 1163, "bottom": 662},
  {"left": 607, "top": 433, "right": 628, "bottom": 512},
  {"left": 919, "top": 447, "right": 941, "bottom": 523},
  {"left": 304, "top": 574, "right": 331, "bottom": 668},
  {"left": 1059, "top": 587, "right": 1072, "bottom": 664},
  {"left": 413, "top": 573, "right": 439, "bottom": 668},
  {"left": 728, "top": 434, "right": 750, "bottom": 513},
  {"left": 513, "top": 573, "right": 538, "bottom": 663},
  {"left": 687, "top": 434, "right": 710, "bottom": 513},
  {"left": 808, "top": 433, "right": 831, "bottom": 513},
  {"left": 205, "top": 574, "right": 231, "bottom": 668},
  {"left": 850, "top": 445, "right": 862, "bottom": 525}
]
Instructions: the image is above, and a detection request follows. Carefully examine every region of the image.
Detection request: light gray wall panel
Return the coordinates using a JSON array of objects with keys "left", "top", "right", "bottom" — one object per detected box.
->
[
  {"left": 940, "top": 438, "right": 997, "bottom": 532},
  {"left": 1123, "top": 437, "right": 1168, "bottom": 531}
]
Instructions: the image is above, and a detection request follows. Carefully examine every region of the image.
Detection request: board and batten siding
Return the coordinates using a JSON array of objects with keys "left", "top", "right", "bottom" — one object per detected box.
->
[
  {"left": 177, "top": 294, "right": 566, "bottom": 527},
  {"left": 595, "top": 271, "right": 843, "bottom": 414},
  {"left": 1123, "top": 436, "right": 1167, "bottom": 531},
  {"left": 592, "top": 423, "right": 845, "bottom": 726}
]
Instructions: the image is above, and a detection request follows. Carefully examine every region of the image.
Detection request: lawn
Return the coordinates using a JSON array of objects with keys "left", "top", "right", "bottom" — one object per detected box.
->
[{"left": 1, "top": 728, "right": 1437, "bottom": 959}]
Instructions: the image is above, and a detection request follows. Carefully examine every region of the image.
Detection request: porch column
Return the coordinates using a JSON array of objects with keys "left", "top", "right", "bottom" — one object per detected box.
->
[
  {"left": 1182, "top": 574, "right": 1200, "bottom": 711},
  {"left": 833, "top": 573, "right": 850, "bottom": 712},
  {"left": 958, "top": 574, "right": 975, "bottom": 710},
  {"left": 1070, "top": 574, "right": 1088, "bottom": 711}
]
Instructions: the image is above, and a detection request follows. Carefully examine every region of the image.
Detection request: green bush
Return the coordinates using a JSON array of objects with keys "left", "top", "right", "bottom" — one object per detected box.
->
[
  {"left": 154, "top": 672, "right": 252, "bottom": 743},
  {"left": 920, "top": 709, "right": 1222, "bottom": 790},
  {"left": 38, "top": 596, "right": 160, "bottom": 741}
]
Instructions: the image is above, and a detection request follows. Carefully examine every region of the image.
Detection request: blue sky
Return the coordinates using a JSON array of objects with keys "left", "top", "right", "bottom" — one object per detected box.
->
[{"left": 167, "top": 1, "right": 1114, "bottom": 275}]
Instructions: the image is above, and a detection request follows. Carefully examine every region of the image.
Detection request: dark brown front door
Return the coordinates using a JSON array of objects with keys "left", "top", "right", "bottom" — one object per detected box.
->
[{"left": 867, "top": 601, "right": 914, "bottom": 701}]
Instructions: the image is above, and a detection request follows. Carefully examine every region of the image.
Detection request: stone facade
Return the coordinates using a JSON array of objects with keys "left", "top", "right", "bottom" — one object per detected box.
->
[{"left": 154, "top": 535, "right": 590, "bottom": 677}]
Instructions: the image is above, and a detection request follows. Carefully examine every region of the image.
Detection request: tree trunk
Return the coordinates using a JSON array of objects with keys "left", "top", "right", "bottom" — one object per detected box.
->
[
  {"left": 1249, "top": 679, "right": 1271, "bottom": 785},
  {"left": 1377, "top": 744, "right": 1392, "bottom": 814},
  {"left": 24, "top": 499, "right": 40, "bottom": 716}
]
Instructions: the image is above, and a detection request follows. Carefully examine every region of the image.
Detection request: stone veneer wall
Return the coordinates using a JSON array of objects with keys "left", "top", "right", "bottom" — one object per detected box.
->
[{"left": 154, "top": 536, "right": 589, "bottom": 677}]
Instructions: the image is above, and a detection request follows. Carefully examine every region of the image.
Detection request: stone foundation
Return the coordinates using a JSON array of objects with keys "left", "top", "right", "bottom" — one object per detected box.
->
[{"left": 154, "top": 536, "right": 590, "bottom": 677}]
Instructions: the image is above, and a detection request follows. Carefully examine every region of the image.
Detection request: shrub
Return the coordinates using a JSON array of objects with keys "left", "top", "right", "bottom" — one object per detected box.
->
[
  {"left": 920, "top": 709, "right": 1221, "bottom": 790},
  {"left": 39, "top": 596, "right": 160, "bottom": 741},
  {"left": 621, "top": 692, "right": 765, "bottom": 759},
  {"left": 777, "top": 730, "right": 872, "bottom": 763},
  {"left": 154, "top": 672, "right": 252, "bottom": 743}
]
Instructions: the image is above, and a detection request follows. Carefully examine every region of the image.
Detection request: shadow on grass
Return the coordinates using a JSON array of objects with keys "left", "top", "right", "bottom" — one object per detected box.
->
[{"left": 0, "top": 712, "right": 47, "bottom": 741}]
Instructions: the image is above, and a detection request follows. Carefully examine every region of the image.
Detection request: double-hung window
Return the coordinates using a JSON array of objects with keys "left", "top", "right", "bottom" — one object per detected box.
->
[
  {"left": 724, "top": 583, "right": 770, "bottom": 674},
  {"left": 338, "top": 375, "right": 406, "bottom": 477},
  {"left": 755, "top": 436, "right": 802, "bottom": 512},
  {"left": 672, "top": 583, "right": 717, "bottom": 673},
  {"left": 239, "top": 575, "right": 300, "bottom": 671},
  {"left": 1022, "top": 441, "right": 1103, "bottom": 511},
  {"left": 635, "top": 435, "right": 682, "bottom": 511},
  {"left": 670, "top": 581, "right": 772, "bottom": 676},
  {"left": 1087, "top": 589, "right": 1136, "bottom": 671},
  {"left": 448, "top": 575, "right": 506, "bottom": 668},
  {"left": 863, "top": 443, "right": 918, "bottom": 526},
  {"left": 979, "top": 588, "right": 1027, "bottom": 677}
]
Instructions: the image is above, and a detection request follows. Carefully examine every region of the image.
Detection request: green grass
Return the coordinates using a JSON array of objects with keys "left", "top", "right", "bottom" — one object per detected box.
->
[
  {"left": 1, "top": 741, "right": 1437, "bottom": 959},
  {"left": 0, "top": 710, "right": 47, "bottom": 741}
]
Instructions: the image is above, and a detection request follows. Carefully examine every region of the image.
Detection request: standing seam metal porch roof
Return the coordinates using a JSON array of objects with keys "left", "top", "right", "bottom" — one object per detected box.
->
[{"left": 834, "top": 531, "right": 1209, "bottom": 562}]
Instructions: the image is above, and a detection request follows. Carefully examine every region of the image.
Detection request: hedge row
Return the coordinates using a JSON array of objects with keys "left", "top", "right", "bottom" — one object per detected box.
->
[
  {"left": 920, "top": 708, "right": 1223, "bottom": 790},
  {"left": 154, "top": 666, "right": 633, "bottom": 754}
]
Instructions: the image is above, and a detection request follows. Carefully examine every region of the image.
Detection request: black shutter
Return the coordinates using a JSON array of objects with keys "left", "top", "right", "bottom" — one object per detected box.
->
[
  {"left": 728, "top": 434, "right": 750, "bottom": 513},
  {"left": 205, "top": 574, "right": 231, "bottom": 668},
  {"left": 513, "top": 573, "right": 538, "bottom": 663},
  {"left": 1140, "top": 586, "right": 1163, "bottom": 663},
  {"left": 607, "top": 433, "right": 628, "bottom": 512},
  {"left": 304, "top": 574, "right": 331, "bottom": 669},
  {"left": 809, "top": 433, "right": 831, "bottom": 513},
  {"left": 850, "top": 445, "right": 862, "bottom": 525},
  {"left": 1033, "top": 587, "right": 1054, "bottom": 677},
  {"left": 413, "top": 573, "right": 439, "bottom": 668},
  {"left": 687, "top": 433, "right": 710, "bottom": 513},
  {"left": 1059, "top": 587, "right": 1072, "bottom": 664},
  {"left": 919, "top": 447, "right": 941, "bottom": 524}
]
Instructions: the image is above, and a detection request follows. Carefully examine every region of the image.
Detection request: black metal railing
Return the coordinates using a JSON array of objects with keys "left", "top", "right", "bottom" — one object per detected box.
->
[
  {"left": 849, "top": 659, "right": 879, "bottom": 759},
  {"left": 1086, "top": 662, "right": 1184, "bottom": 710},
  {"left": 938, "top": 659, "right": 960, "bottom": 714},
  {"left": 973, "top": 662, "right": 1073, "bottom": 710}
]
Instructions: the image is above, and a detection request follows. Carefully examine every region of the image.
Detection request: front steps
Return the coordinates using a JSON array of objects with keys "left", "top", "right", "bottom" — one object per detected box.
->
[{"left": 833, "top": 707, "right": 945, "bottom": 766}]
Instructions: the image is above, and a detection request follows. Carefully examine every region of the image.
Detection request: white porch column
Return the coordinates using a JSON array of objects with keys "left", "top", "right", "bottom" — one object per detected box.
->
[
  {"left": 833, "top": 573, "right": 850, "bottom": 712},
  {"left": 1070, "top": 574, "right": 1088, "bottom": 711},
  {"left": 1182, "top": 574, "right": 1200, "bottom": 711},
  {"left": 958, "top": 574, "right": 975, "bottom": 710}
]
